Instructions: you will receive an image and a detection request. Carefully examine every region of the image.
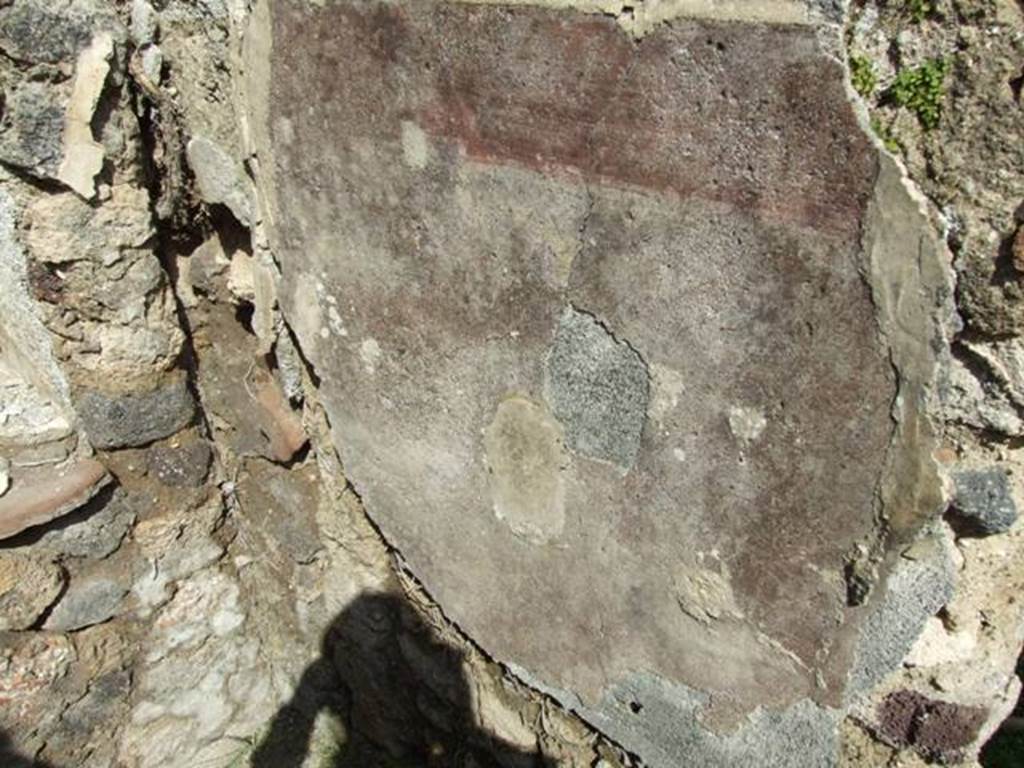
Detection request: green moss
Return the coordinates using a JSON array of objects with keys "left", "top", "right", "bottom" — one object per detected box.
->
[
  {"left": 850, "top": 55, "right": 877, "bottom": 98},
  {"left": 870, "top": 117, "right": 901, "bottom": 153},
  {"left": 886, "top": 57, "right": 949, "bottom": 130}
]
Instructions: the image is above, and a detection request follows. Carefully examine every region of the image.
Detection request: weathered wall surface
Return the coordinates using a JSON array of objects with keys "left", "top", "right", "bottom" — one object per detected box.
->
[
  {"left": 0, "top": 0, "right": 1021, "bottom": 767},
  {"left": 257, "top": 2, "right": 931, "bottom": 762}
]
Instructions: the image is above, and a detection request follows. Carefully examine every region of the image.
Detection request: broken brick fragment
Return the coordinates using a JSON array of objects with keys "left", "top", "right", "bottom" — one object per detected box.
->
[
  {"left": 0, "top": 458, "right": 109, "bottom": 540},
  {"left": 875, "top": 689, "right": 988, "bottom": 763}
]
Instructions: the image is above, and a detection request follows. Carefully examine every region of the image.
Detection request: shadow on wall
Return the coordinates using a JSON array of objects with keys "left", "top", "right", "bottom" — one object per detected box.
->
[
  {"left": 252, "top": 591, "right": 554, "bottom": 768},
  {"left": 0, "top": 731, "right": 55, "bottom": 767}
]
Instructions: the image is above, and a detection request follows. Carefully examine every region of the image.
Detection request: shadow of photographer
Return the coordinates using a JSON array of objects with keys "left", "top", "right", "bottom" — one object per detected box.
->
[{"left": 251, "top": 591, "right": 554, "bottom": 768}]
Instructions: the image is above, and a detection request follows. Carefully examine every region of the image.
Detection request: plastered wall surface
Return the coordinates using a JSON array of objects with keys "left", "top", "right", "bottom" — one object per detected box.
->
[{"left": 0, "top": 0, "right": 1021, "bottom": 767}]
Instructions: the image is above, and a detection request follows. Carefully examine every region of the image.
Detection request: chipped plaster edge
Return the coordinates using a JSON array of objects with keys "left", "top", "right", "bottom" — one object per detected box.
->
[
  {"left": 451, "top": 0, "right": 812, "bottom": 35},
  {"left": 860, "top": 129, "right": 956, "bottom": 539}
]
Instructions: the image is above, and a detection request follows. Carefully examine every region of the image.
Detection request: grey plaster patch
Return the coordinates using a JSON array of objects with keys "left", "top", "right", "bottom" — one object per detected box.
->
[
  {"left": 949, "top": 469, "right": 1018, "bottom": 536},
  {"left": 544, "top": 307, "right": 648, "bottom": 470},
  {"left": 483, "top": 396, "right": 567, "bottom": 543},
  {"left": 77, "top": 378, "right": 195, "bottom": 449},
  {"left": 847, "top": 526, "right": 956, "bottom": 697},
  {"left": 578, "top": 672, "right": 840, "bottom": 768}
]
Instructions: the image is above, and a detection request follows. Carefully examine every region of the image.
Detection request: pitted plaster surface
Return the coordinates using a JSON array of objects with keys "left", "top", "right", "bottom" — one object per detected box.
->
[
  {"left": 580, "top": 672, "right": 842, "bottom": 768},
  {"left": 544, "top": 307, "right": 648, "bottom": 469}
]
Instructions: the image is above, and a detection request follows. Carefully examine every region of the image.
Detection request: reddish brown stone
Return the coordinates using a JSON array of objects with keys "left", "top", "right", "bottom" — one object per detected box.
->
[
  {"left": 875, "top": 689, "right": 988, "bottom": 763},
  {"left": 0, "top": 458, "right": 109, "bottom": 540},
  {"left": 252, "top": 370, "right": 308, "bottom": 463}
]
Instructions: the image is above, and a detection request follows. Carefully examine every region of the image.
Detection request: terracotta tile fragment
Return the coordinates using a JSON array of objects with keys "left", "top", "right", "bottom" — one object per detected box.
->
[{"left": 0, "top": 458, "right": 109, "bottom": 540}]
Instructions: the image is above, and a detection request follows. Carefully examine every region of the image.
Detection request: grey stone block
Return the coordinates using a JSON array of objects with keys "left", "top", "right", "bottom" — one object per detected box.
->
[
  {"left": 0, "top": 81, "right": 66, "bottom": 176},
  {"left": 77, "top": 379, "right": 195, "bottom": 449},
  {"left": 0, "top": 2, "right": 99, "bottom": 65},
  {"left": 950, "top": 469, "right": 1018, "bottom": 536},
  {"left": 44, "top": 574, "right": 127, "bottom": 631},
  {"left": 33, "top": 487, "right": 136, "bottom": 559}
]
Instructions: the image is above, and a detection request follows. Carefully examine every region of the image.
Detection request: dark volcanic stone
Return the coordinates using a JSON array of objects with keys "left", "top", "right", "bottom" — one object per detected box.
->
[
  {"left": 77, "top": 378, "right": 196, "bottom": 450},
  {"left": 0, "top": 1, "right": 119, "bottom": 65},
  {"left": 875, "top": 689, "right": 988, "bottom": 763},
  {"left": 0, "top": 82, "right": 66, "bottom": 176},
  {"left": 950, "top": 468, "right": 1018, "bottom": 536}
]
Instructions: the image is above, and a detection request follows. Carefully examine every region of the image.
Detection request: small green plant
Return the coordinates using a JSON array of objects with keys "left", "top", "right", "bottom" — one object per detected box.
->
[
  {"left": 902, "top": 0, "right": 936, "bottom": 23},
  {"left": 870, "top": 117, "right": 901, "bottom": 153},
  {"left": 887, "top": 57, "right": 949, "bottom": 130},
  {"left": 850, "top": 55, "right": 877, "bottom": 98}
]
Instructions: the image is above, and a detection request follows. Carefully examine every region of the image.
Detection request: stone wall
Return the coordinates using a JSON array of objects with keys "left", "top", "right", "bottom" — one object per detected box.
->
[{"left": 0, "top": 1, "right": 1021, "bottom": 767}]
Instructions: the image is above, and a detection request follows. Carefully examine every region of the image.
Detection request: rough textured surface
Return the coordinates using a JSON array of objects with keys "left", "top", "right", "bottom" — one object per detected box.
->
[
  {"left": 28, "top": 488, "right": 136, "bottom": 559},
  {"left": 0, "top": 459, "right": 109, "bottom": 540},
  {"left": 76, "top": 378, "right": 196, "bottom": 449},
  {"left": 186, "top": 136, "right": 255, "bottom": 226},
  {"left": 950, "top": 468, "right": 1019, "bottom": 536},
  {"left": 0, "top": 552, "right": 64, "bottom": 631},
  {"left": 147, "top": 438, "right": 213, "bottom": 488},
  {"left": 545, "top": 307, "right": 649, "bottom": 469},
  {"left": 0, "top": 0, "right": 1021, "bottom": 767},
  {"left": 847, "top": 528, "right": 956, "bottom": 697},
  {"left": 255, "top": 2, "right": 949, "bottom": 763},
  {"left": 44, "top": 572, "right": 127, "bottom": 632},
  {"left": 872, "top": 689, "right": 988, "bottom": 764},
  {"left": 579, "top": 672, "right": 841, "bottom": 768}
]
